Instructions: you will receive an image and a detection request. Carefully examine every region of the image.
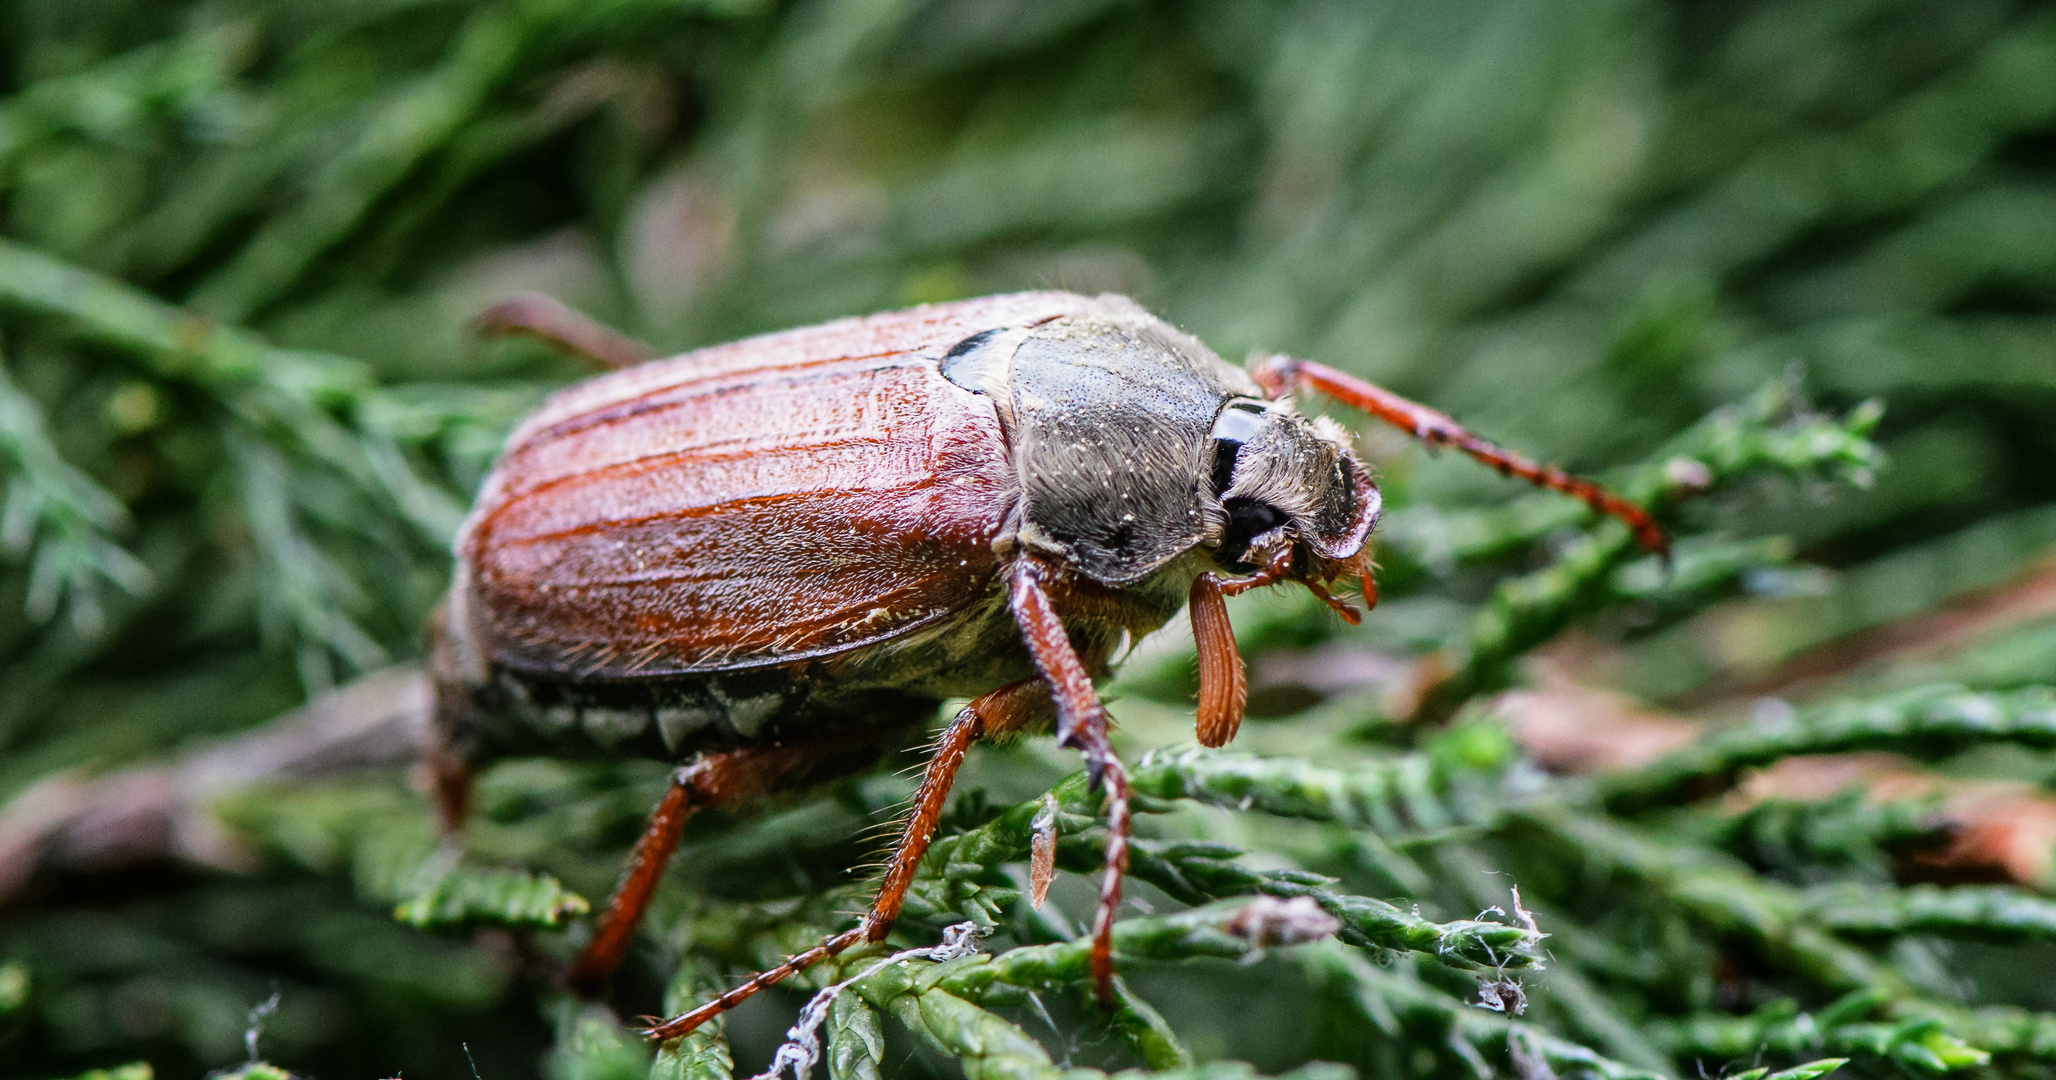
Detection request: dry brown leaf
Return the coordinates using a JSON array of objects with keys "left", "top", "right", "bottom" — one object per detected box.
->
[{"left": 1490, "top": 674, "right": 1703, "bottom": 774}]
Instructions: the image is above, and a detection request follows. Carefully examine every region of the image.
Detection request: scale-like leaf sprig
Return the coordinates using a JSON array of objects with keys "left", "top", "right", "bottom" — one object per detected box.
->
[
  {"left": 1802, "top": 883, "right": 2056, "bottom": 942},
  {"left": 1415, "top": 378, "right": 1883, "bottom": 720},
  {"left": 839, "top": 903, "right": 1355, "bottom": 1080},
  {"left": 0, "top": 239, "right": 509, "bottom": 685},
  {"left": 1312, "top": 949, "right": 1673, "bottom": 1080},
  {"left": 0, "top": 356, "right": 151, "bottom": 633},
  {"left": 1603, "top": 685, "right": 2056, "bottom": 811},
  {"left": 914, "top": 754, "right": 1545, "bottom": 971},
  {"left": 1508, "top": 808, "right": 2056, "bottom": 1070},
  {"left": 1706, "top": 791, "right": 1950, "bottom": 879},
  {"left": 1653, "top": 992, "right": 1990, "bottom": 1075}
]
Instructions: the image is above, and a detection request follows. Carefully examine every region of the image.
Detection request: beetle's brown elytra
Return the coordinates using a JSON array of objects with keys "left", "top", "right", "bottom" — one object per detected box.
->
[{"left": 433, "top": 291, "right": 1665, "bottom": 1038}]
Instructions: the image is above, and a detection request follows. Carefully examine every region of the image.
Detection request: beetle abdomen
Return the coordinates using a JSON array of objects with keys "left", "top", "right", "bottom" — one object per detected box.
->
[{"left": 451, "top": 664, "right": 937, "bottom": 761}]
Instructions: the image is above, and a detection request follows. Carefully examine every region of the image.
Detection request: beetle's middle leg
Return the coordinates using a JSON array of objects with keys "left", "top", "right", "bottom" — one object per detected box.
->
[{"left": 642, "top": 678, "right": 1051, "bottom": 1041}]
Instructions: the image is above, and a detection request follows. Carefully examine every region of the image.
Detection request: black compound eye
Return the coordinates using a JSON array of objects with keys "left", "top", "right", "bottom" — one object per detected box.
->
[
  {"left": 1208, "top": 399, "right": 1269, "bottom": 497},
  {"left": 1219, "top": 497, "right": 1287, "bottom": 567}
]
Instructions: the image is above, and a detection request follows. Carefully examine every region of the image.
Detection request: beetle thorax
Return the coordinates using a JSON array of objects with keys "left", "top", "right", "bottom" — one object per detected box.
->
[
  {"left": 941, "top": 308, "right": 1264, "bottom": 586},
  {"left": 940, "top": 307, "right": 1377, "bottom": 591}
]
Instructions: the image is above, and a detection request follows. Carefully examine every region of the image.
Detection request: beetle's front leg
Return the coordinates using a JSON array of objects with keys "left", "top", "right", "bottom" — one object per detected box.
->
[
  {"left": 1010, "top": 556, "right": 1131, "bottom": 1008},
  {"left": 1251, "top": 354, "right": 1668, "bottom": 556}
]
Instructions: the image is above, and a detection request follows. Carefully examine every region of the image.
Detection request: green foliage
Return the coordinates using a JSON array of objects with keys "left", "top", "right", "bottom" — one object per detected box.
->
[
  {"left": 209, "top": 1067, "right": 292, "bottom": 1080},
  {"left": 0, "top": 961, "right": 22, "bottom": 1006},
  {"left": 51, "top": 1066, "right": 154, "bottom": 1080},
  {"left": 1, "top": 2, "right": 2054, "bottom": 1080},
  {"left": 1605, "top": 686, "right": 2056, "bottom": 812},
  {"left": 0, "top": 355, "right": 149, "bottom": 633},
  {"left": 395, "top": 866, "right": 593, "bottom": 932}
]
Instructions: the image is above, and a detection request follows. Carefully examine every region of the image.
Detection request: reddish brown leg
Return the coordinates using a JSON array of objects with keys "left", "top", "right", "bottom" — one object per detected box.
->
[
  {"left": 1252, "top": 355, "right": 1668, "bottom": 556},
  {"left": 475, "top": 292, "right": 655, "bottom": 371},
  {"left": 1010, "top": 556, "right": 1131, "bottom": 1008},
  {"left": 642, "top": 680, "right": 1049, "bottom": 1041},
  {"left": 426, "top": 614, "right": 480, "bottom": 836},
  {"left": 428, "top": 743, "right": 476, "bottom": 836},
  {"left": 569, "top": 728, "right": 898, "bottom": 995},
  {"left": 1188, "top": 540, "right": 1372, "bottom": 749},
  {"left": 567, "top": 771, "right": 696, "bottom": 993}
]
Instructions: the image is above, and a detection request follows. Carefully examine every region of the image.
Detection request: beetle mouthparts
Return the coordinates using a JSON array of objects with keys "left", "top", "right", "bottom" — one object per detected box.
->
[{"left": 1298, "top": 577, "right": 1362, "bottom": 625}]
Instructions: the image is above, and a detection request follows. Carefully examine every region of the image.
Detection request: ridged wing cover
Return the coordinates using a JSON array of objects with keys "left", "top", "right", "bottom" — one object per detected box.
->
[{"left": 454, "top": 292, "right": 1119, "bottom": 679}]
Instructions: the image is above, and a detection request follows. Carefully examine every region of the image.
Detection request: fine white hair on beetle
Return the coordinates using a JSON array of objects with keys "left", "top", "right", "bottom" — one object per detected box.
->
[{"left": 1310, "top": 414, "right": 1351, "bottom": 446}]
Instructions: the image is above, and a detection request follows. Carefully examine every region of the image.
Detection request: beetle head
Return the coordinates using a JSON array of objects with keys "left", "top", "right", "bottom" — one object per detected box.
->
[{"left": 1204, "top": 397, "right": 1381, "bottom": 590}]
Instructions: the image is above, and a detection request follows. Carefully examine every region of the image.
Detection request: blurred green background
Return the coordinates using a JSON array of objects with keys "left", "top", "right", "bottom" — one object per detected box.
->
[{"left": 1, "top": 1, "right": 2054, "bottom": 1079}]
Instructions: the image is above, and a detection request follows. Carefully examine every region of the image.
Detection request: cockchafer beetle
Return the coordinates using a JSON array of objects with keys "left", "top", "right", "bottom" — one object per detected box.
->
[{"left": 429, "top": 290, "right": 1664, "bottom": 1040}]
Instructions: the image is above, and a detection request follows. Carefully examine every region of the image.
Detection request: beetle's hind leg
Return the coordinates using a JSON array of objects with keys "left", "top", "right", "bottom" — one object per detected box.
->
[
  {"left": 570, "top": 726, "right": 903, "bottom": 995},
  {"left": 567, "top": 760, "right": 700, "bottom": 994},
  {"left": 642, "top": 679, "right": 1051, "bottom": 1041},
  {"left": 1251, "top": 354, "right": 1668, "bottom": 556},
  {"left": 474, "top": 291, "right": 655, "bottom": 371}
]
